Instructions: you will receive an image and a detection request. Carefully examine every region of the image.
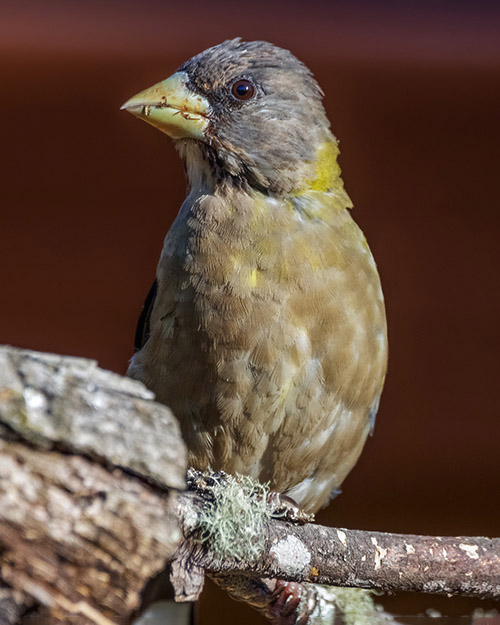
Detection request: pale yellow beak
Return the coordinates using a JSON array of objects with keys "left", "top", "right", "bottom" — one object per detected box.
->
[{"left": 120, "top": 71, "right": 210, "bottom": 140}]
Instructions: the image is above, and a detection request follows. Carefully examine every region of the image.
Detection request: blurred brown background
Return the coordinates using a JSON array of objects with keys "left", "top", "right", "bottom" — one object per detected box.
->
[{"left": 1, "top": 0, "right": 499, "bottom": 621}]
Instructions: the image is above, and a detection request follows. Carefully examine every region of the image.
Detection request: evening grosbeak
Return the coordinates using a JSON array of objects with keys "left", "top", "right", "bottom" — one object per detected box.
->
[{"left": 123, "top": 39, "right": 387, "bottom": 515}]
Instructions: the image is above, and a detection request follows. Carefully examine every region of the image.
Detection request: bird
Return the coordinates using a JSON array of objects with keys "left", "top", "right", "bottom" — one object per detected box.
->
[{"left": 122, "top": 38, "right": 387, "bottom": 515}]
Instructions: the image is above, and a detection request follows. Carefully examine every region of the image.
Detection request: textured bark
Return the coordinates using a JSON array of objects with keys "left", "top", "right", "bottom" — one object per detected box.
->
[
  {"left": 0, "top": 346, "right": 187, "bottom": 624},
  {"left": 201, "top": 515, "right": 500, "bottom": 599},
  {"left": 168, "top": 472, "right": 500, "bottom": 624},
  {"left": 0, "top": 582, "right": 35, "bottom": 625},
  {"left": 0, "top": 346, "right": 499, "bottom": 625},
  {"left": 0, "top": 346, "right": 186, "bottom": 490}
]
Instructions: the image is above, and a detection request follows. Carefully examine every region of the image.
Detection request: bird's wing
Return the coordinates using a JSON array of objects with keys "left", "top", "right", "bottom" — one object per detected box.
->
[{"left": 134, "top": 279, "right": 158, "bottom": 352}]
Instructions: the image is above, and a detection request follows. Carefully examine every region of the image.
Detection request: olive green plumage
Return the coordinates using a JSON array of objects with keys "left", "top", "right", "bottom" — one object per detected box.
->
[{"left": 124, "top": 39, "right": 387, "bottom": 514}]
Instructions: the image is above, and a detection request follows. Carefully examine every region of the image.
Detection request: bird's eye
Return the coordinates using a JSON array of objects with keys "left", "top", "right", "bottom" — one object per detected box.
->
[{"left": 231, "top": 79, "right": 256, "bottom": 101}]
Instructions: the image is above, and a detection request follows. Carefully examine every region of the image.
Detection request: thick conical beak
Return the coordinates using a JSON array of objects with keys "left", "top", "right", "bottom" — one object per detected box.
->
[{"left": 120, "top": 71, "right": 210, "bottom": 140}]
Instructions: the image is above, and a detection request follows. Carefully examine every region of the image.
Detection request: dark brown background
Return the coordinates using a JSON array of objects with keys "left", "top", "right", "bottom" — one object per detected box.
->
[{"left": 1, "top": 0, "right": 499, "bottom": 621}]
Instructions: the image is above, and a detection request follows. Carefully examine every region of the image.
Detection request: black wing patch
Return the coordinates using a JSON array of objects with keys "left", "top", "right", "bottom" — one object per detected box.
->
[{"left": 134, "top": 279, "right": 158, "bottom": 352}]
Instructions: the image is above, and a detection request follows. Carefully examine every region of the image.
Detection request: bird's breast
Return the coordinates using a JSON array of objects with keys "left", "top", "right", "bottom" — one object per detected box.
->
[{"left": 136, "top": 188, "right": 387, "bottom": 511}]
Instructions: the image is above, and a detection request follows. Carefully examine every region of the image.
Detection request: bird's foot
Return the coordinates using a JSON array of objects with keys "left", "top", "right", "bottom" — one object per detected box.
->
[
  {"left": 266, "top": 580, "right": 304, "bottom": 625},
  {"left": 186, "top": 469, "right": 314, "bottom": 523},
  {"left": 266, "top": 491, "right": 314, "bottom": 524}
]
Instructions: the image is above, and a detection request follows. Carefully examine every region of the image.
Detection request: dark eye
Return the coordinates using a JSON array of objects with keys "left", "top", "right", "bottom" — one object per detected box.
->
[{"left": 231, "top": 79, "right": 256, "bottom": 101}]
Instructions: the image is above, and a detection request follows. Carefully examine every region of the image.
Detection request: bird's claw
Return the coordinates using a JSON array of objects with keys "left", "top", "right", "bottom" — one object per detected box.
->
[{"left": 266, "top": 491, "right": 314, "bottom": 524}]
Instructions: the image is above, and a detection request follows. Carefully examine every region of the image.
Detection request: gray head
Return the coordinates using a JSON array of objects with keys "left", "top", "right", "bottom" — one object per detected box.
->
[{"left": 122, "top": 39, "right": 334, "bottom": 195}]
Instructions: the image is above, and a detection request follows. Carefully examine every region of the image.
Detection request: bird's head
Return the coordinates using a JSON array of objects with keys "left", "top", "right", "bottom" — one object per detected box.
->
[{"left": 122, "top": 39, "right": 338, "bottom": 195}]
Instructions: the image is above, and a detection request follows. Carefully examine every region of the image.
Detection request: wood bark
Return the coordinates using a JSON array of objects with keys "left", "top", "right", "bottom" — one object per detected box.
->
[
  {"left": 0, "top": 346, "right": 187, "bottom": 624},
  {"left": 176, "top": 484, "right": 500, "bottom": 600}
]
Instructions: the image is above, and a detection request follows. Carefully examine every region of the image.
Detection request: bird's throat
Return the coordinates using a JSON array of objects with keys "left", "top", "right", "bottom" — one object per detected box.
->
[{"left": 177, "top": 136, "right": 347, "bottom": 199}]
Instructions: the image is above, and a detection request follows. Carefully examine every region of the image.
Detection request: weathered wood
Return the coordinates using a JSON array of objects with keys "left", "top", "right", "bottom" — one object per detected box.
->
[
  {"left": 0, "top": 582, "right": 35, "bottom": 625},
  {"left": 0, "top": 345, "right": 186, "bottom": 489},
  {"left": 0, "top": 346, "right": 187, "bottom": 624}
]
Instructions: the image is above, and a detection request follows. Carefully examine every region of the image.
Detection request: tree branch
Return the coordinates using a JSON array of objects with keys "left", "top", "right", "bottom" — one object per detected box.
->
[
  {"left": 165, "top": 470, "right": 499, "bottom": 625},
  {"left": 177, "top": 483, "right": 500, "bottom": 599}
]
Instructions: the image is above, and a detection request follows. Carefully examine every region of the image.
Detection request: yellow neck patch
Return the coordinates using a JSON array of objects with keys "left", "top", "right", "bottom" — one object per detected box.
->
[
  {"left": 288, "top": 139, "right": 353, "bottom": 220},
  {"left": 288, "top": 139, "right": 343, "bottom": 197},
  {"left": 307, "top": 140, "right": 342, "bottom": 193}
]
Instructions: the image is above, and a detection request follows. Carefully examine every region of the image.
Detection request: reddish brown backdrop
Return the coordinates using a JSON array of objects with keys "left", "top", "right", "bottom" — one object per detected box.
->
[{"left": 1, "top": 1, "right": 499, "bottom": 621}]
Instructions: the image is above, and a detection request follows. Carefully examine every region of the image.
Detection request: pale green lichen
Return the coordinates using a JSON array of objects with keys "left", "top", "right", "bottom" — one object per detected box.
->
[
  {"left": 330, "top": 587, "right": 379, "bottom": 625},
  {"left": 194, "top": 472, "right": 271, "bottom": 562},
  {"left": 191, "top": 472, "right": 382, "bottom": 625}
]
